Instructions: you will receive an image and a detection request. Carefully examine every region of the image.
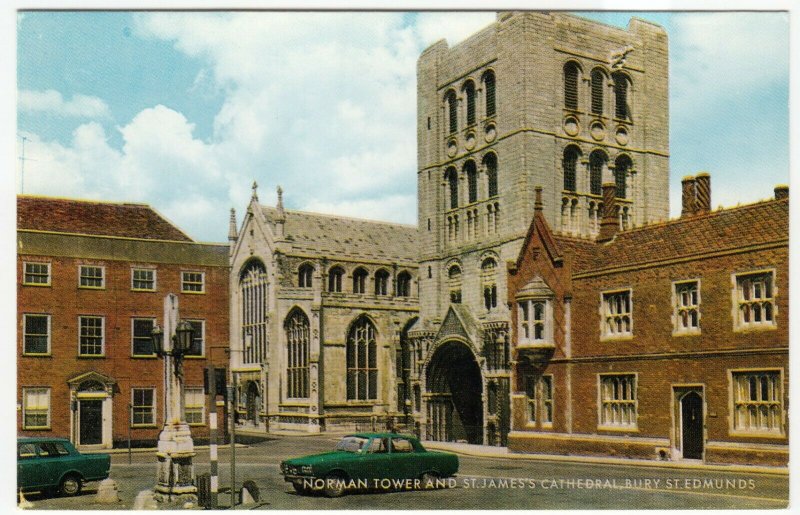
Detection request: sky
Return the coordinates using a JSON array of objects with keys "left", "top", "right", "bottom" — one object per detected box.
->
[{"left": 15, "top": 10, "right": 790, "bottom": 242}]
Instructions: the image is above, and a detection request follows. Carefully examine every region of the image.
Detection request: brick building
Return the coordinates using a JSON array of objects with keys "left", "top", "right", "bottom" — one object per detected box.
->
[
  {"left": 17, "top": 196, "right": 229, "bottom": 449},
  {"left": 411, "top": 11, "right": 669, "bottom": 445},
  {"left": 227, "top": 185, "right": 419, "bottom": 433},
  {"left": 506, "top": 179, "right": 788, "bottom": 466}
]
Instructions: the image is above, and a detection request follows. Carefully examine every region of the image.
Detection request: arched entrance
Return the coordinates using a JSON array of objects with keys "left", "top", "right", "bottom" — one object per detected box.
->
[
  {"left": 426, "top": 340, "right": 483, "bottom": 444},
  {"left": 680, "top": 391, "right": 704, "bottom": 459}
]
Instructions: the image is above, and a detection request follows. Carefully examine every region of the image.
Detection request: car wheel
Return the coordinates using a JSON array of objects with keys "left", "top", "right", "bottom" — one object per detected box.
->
[
  {"left": 323, "top": 473, "right": 347, "bottom": 498},
  {"left": 292, "top": 482, "right": 309, "bottom": 495},
  {"left": 420, "top": 472, "right": 440, "bottom": 490},
  {"left": 59, "top": 474, "right": 82, "bottom": 497}
]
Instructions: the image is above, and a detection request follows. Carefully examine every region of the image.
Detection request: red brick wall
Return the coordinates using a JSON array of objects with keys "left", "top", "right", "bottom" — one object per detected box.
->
[{"left": 17, "top": 253, "right": 229, "bottom": 445}]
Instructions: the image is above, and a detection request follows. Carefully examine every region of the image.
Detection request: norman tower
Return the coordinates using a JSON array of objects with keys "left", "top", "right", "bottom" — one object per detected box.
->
[{"left": 412, "top": 12, "right": 669, "bottom": 445}]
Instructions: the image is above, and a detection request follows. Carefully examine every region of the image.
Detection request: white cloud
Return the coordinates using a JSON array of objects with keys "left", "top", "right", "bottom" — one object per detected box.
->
[
  {"left": 303, "top": 194, "right": 417, "bottom": 225},
  {"left": 18, "top": 89, "right": 111, "bottom": 119}
]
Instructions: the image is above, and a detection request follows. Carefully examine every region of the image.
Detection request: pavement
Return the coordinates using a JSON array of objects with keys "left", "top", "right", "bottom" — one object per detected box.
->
[{"left": 20, "top": 433, "right": 790, "bottom": 510}]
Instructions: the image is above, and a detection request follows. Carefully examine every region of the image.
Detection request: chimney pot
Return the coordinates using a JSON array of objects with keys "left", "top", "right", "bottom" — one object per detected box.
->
[
  {"left": 775, "top": 184, "right": 789, "bottom": 200},
  {"left": 695, "top": 173, "right": 711, "bottom": 215}
]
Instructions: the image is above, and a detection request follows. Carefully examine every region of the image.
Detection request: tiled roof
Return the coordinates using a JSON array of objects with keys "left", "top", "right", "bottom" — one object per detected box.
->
[
  {"left": 555, "top": 199, "right": 788, "bottom": 275},
  {"left": 262, "top": 206, "right": 418, "bottom": 263},
  {"left": 17, "top": 196, "right": 193, "bottom": 242}
]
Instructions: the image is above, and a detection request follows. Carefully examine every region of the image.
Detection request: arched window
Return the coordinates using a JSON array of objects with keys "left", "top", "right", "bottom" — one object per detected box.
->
[
  {"left": 445, "top": 167, "right": 458, "bottom": 210},
  {"left": 285, "top": 309, "right": 309, "bottom": 399},
  {"left": 446, "top": 90, "right": 458, "bottom": 134},
  {"left": 374, "top": 269, "right": 389, "bottom": 296},
  {"left": 239, "top": 260, "right": 268, "bottom": 365},
  {"left": 465, "top": 160, "right": 478, "bottom": 204},
  {"left": 589, "top": 150, "right": 606, "bottom": 196},
  {"left": 481, "top": 257, "right": 498, "bottom": 311},
  {"left": 483, "top": 153, "right": 498, "bottom": 198},
  {"left": 563, "top": 146, "right": 580, "bottom": 192},
  {"left": 346, "top": 317, "right": 377, "bottom": 400},
  {"left": 396, "top": 271, "right": 412, "bottom": 297},
  {"left": 612, "top": 72, "right": 631, "bottom": 120},
  {"left": 464, "top": 80, "right": 476, "bottom": 126},
  {"left": 328, "top": 266, "right": 344, "bottom": 293},
  {"left": 591, "top": 69, "right": 605, "bottom": 116},
  {"left": 483, "top": 70, "right": 496, "bottom": 117},
  {"left": 564, "top": 62, "right": 580, "bottom": 110},
  {"left": 353, "top": 267, "right": 368, "bottom": 294},
  {"left": 615, "top": 155, "right": 632, "bottom": 199},
  {"left": 298, "top": 263, "right": 313, "bottom": 288},
  {"left": 448, "top": 265, "right": 462, "bottom": 304}
]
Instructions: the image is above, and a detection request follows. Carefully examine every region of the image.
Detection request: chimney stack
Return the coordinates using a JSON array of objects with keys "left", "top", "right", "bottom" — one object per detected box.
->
[
  {"left": 681, "top": 176, "right": 696, "bottom": 216},
  {"left": 695, "top": 173, "right": 711, "bottom": 215},
  {"left": 597, "top": 182, "right": 619, "bottom": 242},
  {"left": 774, "top": 184, "right": 789, "bottom": 200}
]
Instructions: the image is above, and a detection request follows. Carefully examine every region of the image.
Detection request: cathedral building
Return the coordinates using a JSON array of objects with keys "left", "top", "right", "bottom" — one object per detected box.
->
[
  {"left": 410, "top": 12, "right": 669, "bottom": 445},
  {"left": 227, "top": 185, "right": 419, "bottom": 433}
]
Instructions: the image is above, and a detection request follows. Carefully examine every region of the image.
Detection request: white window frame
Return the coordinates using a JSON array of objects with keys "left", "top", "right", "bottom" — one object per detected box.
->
[
  {"left": 732, "top": 269, "right": 777, "bottom": 331},
  {"left": 78, "top": 315, "right": 105, "bottom": 357},
  {"left": 22, "top": 387, "right": 51, "bottom": 430},
  {"left": 131, "top": 317, "right": 157, "bottom": 357},
  {"left": 729, "top": 368, "right": 785, "bottom": 437},
  {"left": 517, "top": 299, "right": 553, "bottom": 346},
  {"left": 600, "top": 288, "right": 633, "bottom": 340},
  {"left": 184, "top": 386, "right": 206, "bottom": 426},
  {"left": 22, "top": 313, "right": 51, "bottom": 356},
  {"left": 23, "top": 261, "right": 51, "bottom": 286},
  {"left": 78, "top": 264, "right": 105, "bottom": 289},
  {"left": 672, "top": 279, "right": 701, "bottom": 335},
  {"left": 598, "top": 373, "right": 638, "bottom": 430},
  {"left": 131, "top": 267, "right": 157, "bottom": 291},
  {"left": 131, "top": 387, "right": 157, "bottom": 427},
  {"left": 181, "top": 271, "right": 205, "bottom": 294},
  {"left": 185, "top": 319, "right": 205, "bottom": 358}
]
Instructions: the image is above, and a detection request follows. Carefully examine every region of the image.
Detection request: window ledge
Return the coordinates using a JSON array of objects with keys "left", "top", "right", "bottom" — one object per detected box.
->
[
  {"left": 728, "top": 431, "right": 786, "bottom": 440},
  {"left": 131, "top": 289, "right": 157, "bottom": 293},
  {"left": 132, "top": 355, "right": 158, "bottom": 359},
  {"left": 131, "top": 424, "right": 158, "bottom": 429},
  {"left": 181, "top": 290, "right": 206, "bottom": 295},
  {"left": 22, "top": 426, "right": 51, "bottom": 431},
  {"left": 22, "top": 283, "right": 51, "bottom": 287},
  {"left": 22, "top": 353, "right": 52, "bottom": 357},
  {"left": 600, "top": 334, "right": 634, "bottom": 342},
  {"left": 672, "top": 329, "right": 701, "bottom": 337},
  {"left": 734, "top": 324, "right": 778, "bottom": 333},
  {"left": 78, "top": 355, "right": 106, "bottom": 359},
  {"left": 597, "top": 425, "right": 639, "bottom": 433}
]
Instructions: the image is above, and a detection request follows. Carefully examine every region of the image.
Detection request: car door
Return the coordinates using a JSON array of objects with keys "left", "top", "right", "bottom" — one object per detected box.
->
[
  {"left": 388, "top": 437, "right": 418, "bottom": 480},
  {"left": 35, "top": 442, "right": 66, "bottom": 488},
  {"left": 17, "top": 442, "right": 40, "bottom": 491},
  {"left": 357, "top": 437, "right": 391, "bottom": 482}
]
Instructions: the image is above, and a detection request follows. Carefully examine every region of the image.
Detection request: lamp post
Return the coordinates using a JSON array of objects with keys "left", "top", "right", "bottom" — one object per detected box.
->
[{"left": 151, "top": 294, "right": 199, "bottom": 504}]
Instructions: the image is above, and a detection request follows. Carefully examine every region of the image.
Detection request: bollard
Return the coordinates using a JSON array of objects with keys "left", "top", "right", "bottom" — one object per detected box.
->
[
  {"left": 94, "top": 478, "right": 121, "bottom": 503},
  {"left": 196, "top": 473, "right": 211, "bottom": 509},
  {"left": 240, "top": 480, "right": 259, "bottom": 505}
]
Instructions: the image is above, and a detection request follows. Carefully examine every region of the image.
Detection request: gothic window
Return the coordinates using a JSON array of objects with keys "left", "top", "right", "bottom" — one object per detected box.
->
[
  {"left": 240, "top": 260, "right": 268, "bottom": 365},
  {"left": 591, "top": 69, "right": 605, "bottom": 116},
  {"left": 464, "top": 80, "right": 476, "bottom": 126},
  {"left": 732, "top": 370, "right": 783, "bottom": 434},
  {"left": 465, "top": 160, "right": 478, "bottom": 203},
  {"left": 328, "top": 266, "right": 344, "bottom": 293},
  {"left": 396, "top": 272, "right": 412, "bottom": 297},
  {"left": 735, "top": 271, "right": 776, "bottom": 329},
  {"left": 298, "top": 263, "right": 313, "bottom": 288},
  {"left": 445, "top": 167, "right": 458, "bottom": 210},
  {"left": 564, "top": 62, "right": 580, "bottom": 110},
  {"left": 285, "top": 309, "right": 310, "bottom": 399},
  {"left": 563, "top": 146, "right": 579, "bottom": 192},
  {"left": 346, "top": 316, "right": 378, "bottom": 400},
  {"left": 602, "top": 289, "right": 632, "bottom": 338},
  {"left": 483, "top": 153, "right": 498, "bottom": 198},
  {"left": 353, "top": 267, "right": 368, "bottom": 294},
  {"left": 599, "top": 374, "right": 637, "bottom": 428},
  {"left": 374, "top": 269, "right": 390, "bottom": 296},
  {"left": 615, "top": 155, "right": 631, "bottom": 199},
  {"left": 446, "top": 90, "right": 458, "bottom": 134},
  {"left": 518, "top": 300, "right": 550, "bottom": 344},
  {"left": 612, "top": 72, "right": 631, "bottom": 120},
  {"left": 674, "top": 280, "right": 700, "bottom": 334},
  {"left": 483, "top": 70, "right": 496, "bottom": 117},
  {"left": 481, "top": 257, "right": 498, "bottom": 311},
  {"left": 589, "top": 150, "right": 606, "bottom": 196},
  {"left": 448, "top": 264, "right": 462, "bottom": 304}
]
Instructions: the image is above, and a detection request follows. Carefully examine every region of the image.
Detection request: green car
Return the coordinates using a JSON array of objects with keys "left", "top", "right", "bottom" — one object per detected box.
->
[
  {"left": 280, "top": 432, "right": 459, "bottom": 497},
  {"left": 17, "top": 437, "right": 111, "bottom": 497}
]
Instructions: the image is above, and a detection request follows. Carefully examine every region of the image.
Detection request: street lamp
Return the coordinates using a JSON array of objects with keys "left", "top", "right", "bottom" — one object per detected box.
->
[{"left": 150, "top": 294, "right": 198, "bottom": 505}]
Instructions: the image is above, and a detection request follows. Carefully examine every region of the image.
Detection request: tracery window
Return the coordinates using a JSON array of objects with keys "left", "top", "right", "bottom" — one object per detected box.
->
[
  {"left": 286, "top": 310, "right": 310, "bottom": 399},
  {"left": 240, "top": 260, "right": 268, "bottom": 365},
  {"left": 346, "top": 317, "right": 378, "bottom": 400}
]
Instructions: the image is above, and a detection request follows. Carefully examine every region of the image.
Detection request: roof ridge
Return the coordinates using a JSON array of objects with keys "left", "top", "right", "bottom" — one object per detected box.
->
[
  {"left": 262, "top": 205, "right": 418, "bottom": 229},
  {"left": 17, "top": 194, "right": 150, "bottom": 207}
]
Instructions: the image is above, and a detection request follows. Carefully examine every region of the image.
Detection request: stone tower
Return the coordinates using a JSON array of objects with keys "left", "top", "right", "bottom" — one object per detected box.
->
[{"left": 412, "top": 12, "right": 668, "bottom": 445}]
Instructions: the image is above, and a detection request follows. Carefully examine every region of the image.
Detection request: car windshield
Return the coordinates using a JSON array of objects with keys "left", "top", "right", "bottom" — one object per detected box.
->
[{"left": 335, "top": 436, "right": 369, "bottom": 453}]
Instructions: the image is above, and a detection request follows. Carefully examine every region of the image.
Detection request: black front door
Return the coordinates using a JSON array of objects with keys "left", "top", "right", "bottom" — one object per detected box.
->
[
  {"left": 681, "top": 392, "right": 703, "bottom": 459},
  {"left": 80, "top": 400, "right": 103, "bottom": 445}
]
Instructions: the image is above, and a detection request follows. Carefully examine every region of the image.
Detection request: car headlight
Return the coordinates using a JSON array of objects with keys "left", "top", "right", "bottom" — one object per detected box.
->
[{"left": 301, "top": 465, "right": 313, "bottom": 475}]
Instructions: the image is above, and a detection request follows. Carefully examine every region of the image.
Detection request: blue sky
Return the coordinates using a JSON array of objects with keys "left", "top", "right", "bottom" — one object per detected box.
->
[{"left": 16, "top": 11, "right": 789, "bottom": 242}]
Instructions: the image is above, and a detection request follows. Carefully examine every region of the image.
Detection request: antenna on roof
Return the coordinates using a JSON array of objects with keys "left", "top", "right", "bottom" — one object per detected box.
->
[{"left": 17, "top": 134, "right": 37, "bottom": 194}]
